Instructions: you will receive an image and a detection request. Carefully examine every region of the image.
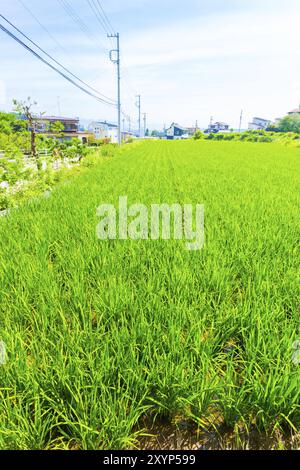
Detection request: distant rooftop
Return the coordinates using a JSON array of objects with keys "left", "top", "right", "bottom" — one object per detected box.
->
[
  {"left": 288, "top": 108, "right": 300, "bottom": 114},
  {"left": 169, "top": 122, "right": 186, "bottom": 130},
  {"left": 35, "top": 115, "right": 79, "bottom": 121},
  {"left": 89, "top": 120, "right": 118, "bottom": 128},
  {"left": 253, "top": 117, "right": 271, "bottom": 122}
]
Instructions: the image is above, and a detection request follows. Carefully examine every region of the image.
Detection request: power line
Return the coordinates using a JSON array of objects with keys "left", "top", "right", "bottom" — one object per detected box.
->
[
  {"left": 57, "top": 0, "right": 107, "bottom": 52},
  {"left": 95, "top": 0, "right": 115, "bottom": 34},
  {"left": 17, "top": 0, "right": 68, "bottom": 55},
  {"left": 0, "top": 22, "right": 117, "bottom": 107},
  {"left": 86, "top": 0, "right": 139, "bottom": 130},
  {"left": 86, "top": 0, "right": 110, "bottom": 36},
  {"left": 0, "top": 14, "right": 116, "bottom": 104}
]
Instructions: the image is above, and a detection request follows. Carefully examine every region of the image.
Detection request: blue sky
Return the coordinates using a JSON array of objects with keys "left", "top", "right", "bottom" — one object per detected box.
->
[{"left": 0, "top": 0, "right": 300, "bottom": 130}]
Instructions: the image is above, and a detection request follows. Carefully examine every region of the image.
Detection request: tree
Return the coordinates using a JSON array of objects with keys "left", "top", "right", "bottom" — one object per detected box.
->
[
  {"left": 0, "top": 112, "right": 27, "bottom": 135},
  {"left": 193, "top": 130, "right": 204, "bottom": 140},
  {"left": 278, "top": 114, "right": 300, "bottom": 133},
  {"left": 13, "top": 98, "right": 41, "bottom": 168},
  {"left": 151, "top": 130, "right": 160, "bottom": 137},
  {"left": 50, "top": 121, "right": 65, "bottom": 137}
]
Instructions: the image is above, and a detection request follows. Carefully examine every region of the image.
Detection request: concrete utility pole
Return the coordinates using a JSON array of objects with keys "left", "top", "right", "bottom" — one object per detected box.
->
[
  {"left": 108, "top": 33, "right": 121, "bottom": 145},
  {"left": 57, "top": 96, "right": 61, "bottom": 116},
  {"left": 136, "top": 95, "right": 141, "bottom": 138},
  {"left": 239, "top": 110, "right": 243, "bottom": 133},
  {"left": 143, "top": 113, "right": 147, "bottom": 137}
]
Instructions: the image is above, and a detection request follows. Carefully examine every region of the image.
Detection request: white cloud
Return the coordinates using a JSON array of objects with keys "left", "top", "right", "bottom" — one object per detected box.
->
[
  {"left": 118, "top": 6, "right": 300, "bottom": 128},
  {"left": 1, "top": 0, "right": 300, "bottom": 129}
]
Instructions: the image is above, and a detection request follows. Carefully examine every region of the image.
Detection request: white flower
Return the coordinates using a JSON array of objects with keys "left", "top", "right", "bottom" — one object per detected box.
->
[
  {"left": 292, "top": 340, "right": 300, "bottom": 350},
  {"left": 0, "top": 341, "right": 6, "bottom": 366},
  {"left": 292, "top": 340, "right": 300, "bottom": 365}
]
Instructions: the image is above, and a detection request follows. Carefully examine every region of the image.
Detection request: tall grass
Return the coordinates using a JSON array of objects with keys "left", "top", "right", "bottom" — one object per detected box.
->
[{"left": 0, "top": 140, "right": 300, "bottom": 449}]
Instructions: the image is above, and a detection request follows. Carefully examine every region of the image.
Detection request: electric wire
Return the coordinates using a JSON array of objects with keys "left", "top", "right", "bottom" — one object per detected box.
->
[
  {"left": 57, "top": 0, "right": 108, "bottom": 52},
  {"left": 0, "top": 22, "right": 117, "bottom": 107},
  {"left": 0, "top": 14, "right": 116, "bottom": 104},
  {"left": 17, "top": 0, "right": 68, "bottom": 54}
]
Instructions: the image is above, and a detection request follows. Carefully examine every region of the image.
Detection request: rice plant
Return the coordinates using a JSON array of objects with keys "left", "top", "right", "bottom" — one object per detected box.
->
[{"left": 0, "top": 140, "right": 300, "bottom": 449}]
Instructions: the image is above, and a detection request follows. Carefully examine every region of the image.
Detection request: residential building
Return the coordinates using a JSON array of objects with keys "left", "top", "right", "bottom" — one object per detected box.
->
[
  {"left": 208, "top": 121, "right": 230, "bottom": 133},
  {"left": 77, "top": 131, "right": 95, "bottom": 144},
  {"left": 288, "top": 104, "right": 300, "bottom": 115},
  {"left": 122, "top": 130, "right": 136, "bottom": 141},
  {"left": 33, "top": 116, "right": 79, "bottom": 140},
  {"left": 186, "top": 127, "right": 198, "bottom": 136},
  {"left": 165, "top": 123, "right": 188, "bottom": 140},
  {"left": 248, "top": 117, "right": 272, "bottom": 130},
  {"left": 88, "top": 121, "right": 119, "bottom": 143}
]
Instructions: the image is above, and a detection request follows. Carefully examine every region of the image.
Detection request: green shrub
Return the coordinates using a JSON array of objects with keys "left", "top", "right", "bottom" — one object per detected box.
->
[
  {"left": 193, "top": 130, "right": 204, "bottom": 140},
  {"left": 0, "top": 188, "right": 9, "bottom": 211}
]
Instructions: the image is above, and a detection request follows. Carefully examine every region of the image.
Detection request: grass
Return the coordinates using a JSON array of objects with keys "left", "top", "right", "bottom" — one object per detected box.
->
[{"left": 0, "top": 140, "right": 300, "bottom": 449}]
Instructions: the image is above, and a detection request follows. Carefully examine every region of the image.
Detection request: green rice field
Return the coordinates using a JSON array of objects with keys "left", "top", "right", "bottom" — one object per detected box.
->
[{"left": 0, "top": 140, "right": 300, "bottom": 449}]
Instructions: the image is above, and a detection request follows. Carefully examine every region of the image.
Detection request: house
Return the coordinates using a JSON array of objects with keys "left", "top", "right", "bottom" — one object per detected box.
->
[
  {"left": 88, "top": 121, "right": 119, "bottom": 143},
  {"left": 207, "top": 121, "right": 229, "bottom": 133},
  {"left": 288, "top": 105, "right": 300, "bottom": 115},
  {"left": 272, "top": 104, "right": 300, "bottom": 127},
  {"left": 165, "top": 123, "right": 188, "bottom": 140},
  {"left": 186, "top": 127, "right": 198, "bottom": 136},
  {"left": 248, "top": 117, "right": 272, "bottom": 131},
  {"left": 77, "top": 131, "right": 95, "bottom": 144},
  {"left": 33, "top": 116, "right": 79, "bottom": 140},
  {"left": 122, "top": 130, "right": 136, "bottom": 141}
]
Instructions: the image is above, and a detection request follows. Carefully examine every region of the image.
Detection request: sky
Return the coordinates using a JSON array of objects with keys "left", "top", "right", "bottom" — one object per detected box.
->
[{"left": 0, "top": 0, "right": 300, "bottom": 130}]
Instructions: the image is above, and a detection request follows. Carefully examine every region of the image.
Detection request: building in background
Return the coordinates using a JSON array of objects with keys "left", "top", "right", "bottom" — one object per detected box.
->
[
  {"left": 186, "top": 127, "right": 198, "bottom": 136},
  {"left": 88, "top": 121, "right": 119, "bottom": 143},
  {"left": 207, "top": 121, "right": 230, "bottom": 133},
  {"left": 165, "top": 123, "right": 188, "bottom": 140},
  {"left": 248, "top": 117, "right": 272, "bottom": 130},
  {"left": 288, "top": 104, "right": 300, "bottom": 116},
  {"left": 33, "top": 115, "right": 79, "bottom": 140},
  {"left": 77, "top": 131, "right": 94, "bottom": 144},
  {"left": 122, "top": 130, "right": 136, "bottom": 141}
]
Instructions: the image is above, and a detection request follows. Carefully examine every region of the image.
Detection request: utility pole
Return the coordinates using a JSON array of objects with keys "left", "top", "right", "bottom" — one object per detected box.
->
[
  {"left": 57, "top": 96, "right": 61, "bottom": 116},
  {"left": 128, "top": 116, "right": 131, "bottom": 133},
  {"left": 143, "top": 113, "right": 147, "bottom": 137},
  {"left": 195, "top": 120, "right": 198, "bottom": 131},
  {"left": 239, "top": 110, "right": 243, "bottom": 133},
  {"left": 136, "top": 95, "right": 141, "bottom": 138},
  {"left": 108, "top": 33, "right": 121, "bottom": 145}
]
